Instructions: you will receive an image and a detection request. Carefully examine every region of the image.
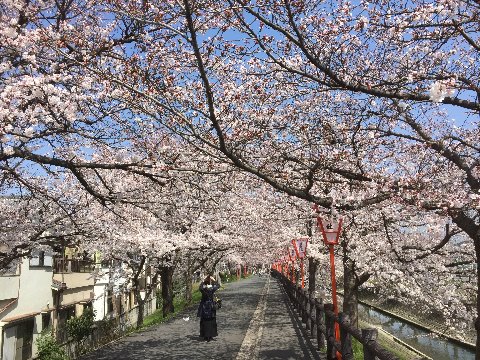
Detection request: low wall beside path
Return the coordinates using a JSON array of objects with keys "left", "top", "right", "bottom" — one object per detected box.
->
[
  {"left": 272, "top": 270, "right": 402, "bottom": 360},
  {"left": 62, "top": 297, "right": 157, "bottom": 358}
]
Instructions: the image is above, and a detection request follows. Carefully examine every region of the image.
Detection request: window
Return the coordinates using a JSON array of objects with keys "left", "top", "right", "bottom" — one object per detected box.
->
[
  {"left": 83, "top": 303, "right": 92, "bottom": 313},
  {"left": 42, "top": 313, "right": 51, "bottom": 331},
  {"left": 16, "top": 319, "right": 34, "bottom": 360},
  {"left": 107, "top": 290, "right": 114, "bottom": 313},
  {"left": 56, "top": 307, "right": 75, "bottom": 343},
  {"left": 58, "top": 307, "right": 75, "bottom": 326},
  {"left": 29, "top": 251, "right": 44, "bottom": 267},
  {"left": 29, "top": 250, "right": 53, "bottom": 268}
]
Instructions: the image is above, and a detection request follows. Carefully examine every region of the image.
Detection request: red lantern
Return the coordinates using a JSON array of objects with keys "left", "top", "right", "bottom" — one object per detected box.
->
[
  {"left": 317, "top": 217, "right": 343, "bottom": 245},
  {"left": 316, "top": 215, "right": 343, "bottom": 360},
  {"left": 292, "top": 238, "right": 309, "bottom": 288}
]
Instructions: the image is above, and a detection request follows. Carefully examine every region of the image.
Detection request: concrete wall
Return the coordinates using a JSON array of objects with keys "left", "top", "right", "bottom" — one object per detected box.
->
[
  {"left": 32, "top": 314, "right": 43, "bottom": 358},
  {"left": 92, "top": 283, "right": 108, "bottom": 321},
  {"left": 60, "top": 286, "right": 93, "bottom": 307},
  {"left": 118, "top": 297, "right": 157, "bottom": 328},
  {"left": 1, "top": 259, "right": 53, "bottom": 320},
  {"left": 92, "top": 269, "right": 110, "bottom": 321},
  {"left": 0, "top": 277, "right": 19, "bottom": 302},
  {"left": 53, "top": 272, "right": 94, "bottom": 290}
]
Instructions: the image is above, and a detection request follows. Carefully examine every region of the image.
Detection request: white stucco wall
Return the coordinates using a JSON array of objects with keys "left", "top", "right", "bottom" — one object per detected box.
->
[
  {"left": 60, "top": 286, "right": 93, "bottom": 306},
  {"left": 0, "top": 276, "right": 19, "bottom": 301},
  {"left": 53, "top": 272, "right": 94, "bottom": 290},
  {"left": 92, "top": 270, "right": 109, "bottom": 321},
  {"left": 0, "top": 258, "right": 53, "bottom": 360},
  {"left": 0, "top": 259, "right": 53, "bottom": 321},
  {"left": 92, "top": 284, "right": 108, "bottom": 321}
]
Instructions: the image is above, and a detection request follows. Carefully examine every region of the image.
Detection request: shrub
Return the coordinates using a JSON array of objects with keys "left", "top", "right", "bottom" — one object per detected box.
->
[
  {"left": 95, "top": 317, "right": 120, "bottom": 345},
  {"left": 36, "top": 331, "right": 68, "bottom": 360},
  {"left": 66, "top": 308, "right": 95, "bottom": 343},
  {"left": 219, "top": 272, "right": 228, "bottom": 282}
]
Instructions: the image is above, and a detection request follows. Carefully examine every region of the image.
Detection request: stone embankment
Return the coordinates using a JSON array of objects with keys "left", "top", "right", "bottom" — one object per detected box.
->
[
  {"left": 357, "top": 293, "right": 476, "bottom": 349},
  {"left": 334, "top": 292, "right": 430, "bottom": 360},
  {"left": 356, "top": 318, "right": 432, "bottom": 360}
]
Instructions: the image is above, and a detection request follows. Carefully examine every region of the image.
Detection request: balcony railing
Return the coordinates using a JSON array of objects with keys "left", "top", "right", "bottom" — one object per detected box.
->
[{"left": 53, "top": 258, "right": 95, "bottom": 274}]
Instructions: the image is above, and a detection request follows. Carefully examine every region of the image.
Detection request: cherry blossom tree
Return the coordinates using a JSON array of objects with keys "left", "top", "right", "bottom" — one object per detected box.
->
[
  {"left": 221, "top": 0, "right": 479, "bottom": 347},
  {"left": 0, "top": 176, "right": 107, "bottom": 270},
  {"left": 2, "top": 0, "right": 478, "bottom": 352},
  {"left": 335, "top": 205, "right": 475, "bottom": 336},
  {"left": 139, "top": 0, "right": 478, "bottom": 348},
  {"left": 0, "top": 0, "right": 171, "bottom": 209},
  {"left": 44, "top": 0, "right": 471, "bottom": 338}
]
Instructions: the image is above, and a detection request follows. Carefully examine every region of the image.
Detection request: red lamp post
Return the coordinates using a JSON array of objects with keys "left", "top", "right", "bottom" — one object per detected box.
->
[
  {"left": 237, "top": 264, "right": 241, "bottom": 280},
  {"left": 317, "top": 216, "right": 343, "bottom": 360},
  {"left": 283, "top": 256, "right": 288, "bottom": 276},
  {"left": 287, "top": 246, "right": 297, "bottom": 284},
  {"left": 292, "top": 238, "right": 309, "bottom": 289}
]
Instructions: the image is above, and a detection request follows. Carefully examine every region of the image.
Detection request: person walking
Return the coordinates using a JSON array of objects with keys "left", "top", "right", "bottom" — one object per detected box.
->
[{"left": 197, "top": 275, "right": 220, "bottom": 341}]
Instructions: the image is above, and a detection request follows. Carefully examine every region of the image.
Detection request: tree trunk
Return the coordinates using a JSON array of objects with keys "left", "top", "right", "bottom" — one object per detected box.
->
[
  {"left": 343, "top": 258, "right": 359, "bottom": 328},
  {"left": 136, "top": 298, "right": 145, "bottom": 329},
  {"left": 451, "top": 210, "right": 479, "bottom": 359},
  {"left": 113, "top": 294, "right": 119, "bottom": 319},
  {"left": 475, "top": 253, "right": 479, "bottom": 360},
  {"left": 307, "top": 220, "right": 316, "bottom": 295},
  {"left": 308, "top": 257, "right": 318, "bottom": 297},
  {"left": 472, "top": 229, "right": 480, "bottom": 360},
  {"left": 185, "top": 269, "right": 193, "bottom": 304},
  {"left": 161, "top": 266, "right": 175, "bottom": 317},
  {"left": 132, "top": 279, "right": 146, "bottom": 329}
]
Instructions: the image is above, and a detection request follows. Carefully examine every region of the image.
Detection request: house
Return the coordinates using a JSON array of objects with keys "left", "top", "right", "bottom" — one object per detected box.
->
[
  {"left": 51, "top": 249, "right": 95, "bottom": 343},
  {"left": 0, "top": 247, "right": 96, "bottom": 359},
  {"left": 92, "top": 257, "right": 158, "bottom": 326},
  {"left": 0, "top": 247, "right": 158, "bottom": 359},
  {"left": 0, "top": 250, "right": 54, "bottom": 360}
]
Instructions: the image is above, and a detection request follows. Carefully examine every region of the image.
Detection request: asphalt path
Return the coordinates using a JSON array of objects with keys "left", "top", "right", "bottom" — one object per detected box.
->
[{"left": 81, "top": 274, "right": 323, "bottom": 360}]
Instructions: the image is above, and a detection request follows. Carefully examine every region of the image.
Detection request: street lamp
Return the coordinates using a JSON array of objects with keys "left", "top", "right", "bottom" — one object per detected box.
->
[
  {"left": 317, "top": 215, "right": 343, "bottom": 360},
  {"left": 237, "top": 264, "right": 241, "bottom": 280},
  {"left": 292, "top": 237, "right": 309, "bottom": 289},
  {"left": 287, "top": 246, "right": 297, "bottom": 284}
]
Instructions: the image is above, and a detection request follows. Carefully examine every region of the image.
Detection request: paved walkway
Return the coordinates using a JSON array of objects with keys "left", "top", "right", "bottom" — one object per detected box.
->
[{"left": 81, "top": 275, "right": 323, "bottom": 360}]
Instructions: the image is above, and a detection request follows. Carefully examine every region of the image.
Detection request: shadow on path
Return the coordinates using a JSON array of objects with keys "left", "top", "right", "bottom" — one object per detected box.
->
[
  {"left": 80, "top": 275, "right": 325, "bottom": 360},
  {"left": 80, "top": 276, "right": 265, "bottom": 360},
  {"left": 257, "top": 278, "right": 324, "bottom": 360}
]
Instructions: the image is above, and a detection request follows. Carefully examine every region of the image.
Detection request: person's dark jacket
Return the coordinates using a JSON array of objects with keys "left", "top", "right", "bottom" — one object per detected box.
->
[{"left": 197, "top": 282, "right": 220, "bottom": 319}]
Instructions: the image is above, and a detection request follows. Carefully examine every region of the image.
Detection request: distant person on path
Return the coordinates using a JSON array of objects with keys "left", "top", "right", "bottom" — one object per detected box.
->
[{"left": 197, "top": 275, "right": 220, "bottom": 341}]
